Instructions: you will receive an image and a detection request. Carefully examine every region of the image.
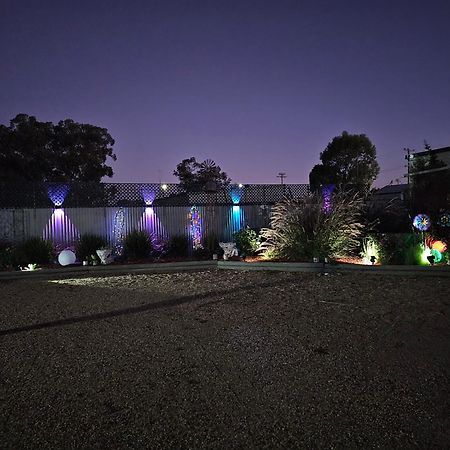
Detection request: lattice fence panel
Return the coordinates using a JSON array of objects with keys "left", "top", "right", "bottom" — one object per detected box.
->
[{"left": 0, "top": 182, "right": 310, "bottom": 208}]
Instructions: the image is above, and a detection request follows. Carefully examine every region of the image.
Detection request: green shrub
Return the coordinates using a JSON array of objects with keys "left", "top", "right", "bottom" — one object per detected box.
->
[
  {"left": 201, "top": 234, "right": 224, "bottom": 258},
  {"left": 259, "top": 191, "right": 364, "bottom": 260},
  {"left": 123, "top": 230, "right": 153, "bottom": 260},
  {"left": 234, "top": 227, "right": 260, "bottom": 256},
  {"left": 380, "top": 233, "right": 422, "bottom": 265},
  {"left": 166, "top": 235, "right": 190, "bottom": 257},
  {"left": 15, "top": 237, "right": 54, "bottom": 265},
  {"left": 75, "top": 234, "right": 107, "bottom": 261}
]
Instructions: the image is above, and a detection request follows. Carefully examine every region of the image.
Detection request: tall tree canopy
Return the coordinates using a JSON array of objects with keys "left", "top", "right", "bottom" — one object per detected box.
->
[
  {"left": 0, "top": 114, "right": 116, "bottom": 183},
  {"left": 309, "top": 131, "right": 380, "bottom": 194},
  {"left": 173, "top": 157, "right": 231, "bottom": 191}
]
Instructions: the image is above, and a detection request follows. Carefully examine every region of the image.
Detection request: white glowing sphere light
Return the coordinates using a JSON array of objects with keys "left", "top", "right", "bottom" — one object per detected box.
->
[{"left": 58, "top": 250, "right": 76, "bottom": 266}]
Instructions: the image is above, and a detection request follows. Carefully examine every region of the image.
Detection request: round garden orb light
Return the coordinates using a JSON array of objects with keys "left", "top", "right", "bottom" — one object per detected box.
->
[
  {"left": 413, "top": 214, "right": 431, "bottom": 231},
  {"left": 58, "top": 250, "right": 76, "bottom": 266}
]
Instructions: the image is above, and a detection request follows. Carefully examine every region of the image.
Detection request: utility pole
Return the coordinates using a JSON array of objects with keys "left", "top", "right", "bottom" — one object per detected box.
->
[
  {"left": 277, "top": 172, "right": 287, "bottom": 184},
  {"left": 404, "top": 148, "right": 411, "bottom": 186},
  {"left": 404, "top": 147, "right": 413, "bottom": 212}
]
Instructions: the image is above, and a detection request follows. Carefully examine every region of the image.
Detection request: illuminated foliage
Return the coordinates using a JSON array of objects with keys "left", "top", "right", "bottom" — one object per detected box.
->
[
  {"left": 234, "top": 227, "right": 260, "bottom": 256},
  {"left": 360, "top": 236, "right": 383, "bottom": 265},
  {"left": 259, "top": 190, "right": 364, "bottom": 260}
]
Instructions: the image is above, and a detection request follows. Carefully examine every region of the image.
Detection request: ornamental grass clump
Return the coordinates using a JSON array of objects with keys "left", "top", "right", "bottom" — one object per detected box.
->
[{"left": 259, "top": 191, "right": 364, "bottom": 260}]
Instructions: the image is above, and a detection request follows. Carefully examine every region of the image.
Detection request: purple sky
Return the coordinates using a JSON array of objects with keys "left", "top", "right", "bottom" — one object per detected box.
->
[{"left": 1, "top": 0, "right": 449, "bottom": 187}]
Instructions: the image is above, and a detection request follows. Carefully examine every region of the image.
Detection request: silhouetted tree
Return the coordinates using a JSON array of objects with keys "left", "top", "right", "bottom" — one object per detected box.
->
[
  {"left": 0, "top": 114, "right": 116, "bottom": 182},
  {"left": 309, "top": 131, "right": 380, "bottom": 195},
  {"left": 173, "top": 157, "right": 231, "bottom": 191}
]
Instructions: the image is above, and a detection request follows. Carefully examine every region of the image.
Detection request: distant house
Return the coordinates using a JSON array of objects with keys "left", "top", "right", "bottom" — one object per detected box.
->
[
  {"left": 407, "top": 145, "right": 450, "bottom": 213},
  {"left": 408, "top": 146, "right": 450, "bottom": 178},
  {"left": 369, "top": 183, "right": 409, "bottom": 208}
]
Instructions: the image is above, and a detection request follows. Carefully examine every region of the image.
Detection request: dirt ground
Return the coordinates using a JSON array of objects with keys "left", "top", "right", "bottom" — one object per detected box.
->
[{"left": 1, "top": 269, "right": 450, "bottom": 449}]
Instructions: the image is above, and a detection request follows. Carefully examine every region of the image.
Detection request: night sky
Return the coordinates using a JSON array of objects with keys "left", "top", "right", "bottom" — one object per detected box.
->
[{"left": 1, "top": 0, "right": 449, "bottom": 187}]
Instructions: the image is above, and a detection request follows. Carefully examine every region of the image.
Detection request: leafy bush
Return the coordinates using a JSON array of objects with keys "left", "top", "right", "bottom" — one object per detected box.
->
[
  {"left": 259, "top": 191, "right": 364, "bottom": 260},
  {"left": 123, "top": 230, "right": 153, "bottom": 260},
  {"left": 75, "top": 234, "right": 107, "bottom": 261},
  {"left": 15, "top": 237, "right": 54, "bottom": 265},
  {"left": 201, "top": 234, "right": 224, "bottom": 258},
  {"left": 166, "top": 235, "right": 190, "bottom": 257},
  {"left": 234, "top": 227, "right": 260, "bottom": 256}
]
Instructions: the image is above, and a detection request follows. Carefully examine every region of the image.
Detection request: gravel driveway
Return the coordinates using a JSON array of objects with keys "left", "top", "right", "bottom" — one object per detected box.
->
[{"left": 1, "top": 270, "right": 450, "bottom": 449}]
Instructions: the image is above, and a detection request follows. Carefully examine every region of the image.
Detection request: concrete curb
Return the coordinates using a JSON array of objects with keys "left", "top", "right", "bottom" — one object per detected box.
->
[
  {"left": 218, "top": 260, "right": 450, "bottom": 276},
  {"left": 1, "top": 259, "right": 450, "bottom": 281}
]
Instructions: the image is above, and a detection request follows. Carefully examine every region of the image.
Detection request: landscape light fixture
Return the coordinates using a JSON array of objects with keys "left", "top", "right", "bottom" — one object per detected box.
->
[
  {"left": 161, "top": 184, "right": 168, "bottom": 191},
  {"left": 427, "top": 254, "right": 435, "bottom": 265},
  {"left": 370, "top": 255, "right": 376, "bottom": 265}
]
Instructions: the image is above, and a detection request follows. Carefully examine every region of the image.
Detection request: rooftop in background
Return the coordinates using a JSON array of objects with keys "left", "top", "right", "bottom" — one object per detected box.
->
[
  {"left": 413, "top": 146, "right": 450, "bottom": 158},
  {"left": 373, "top": 184, "right": 409, "bottom": 196},
  {"left": 369, "top": 183, "right": 408, "bottom": 207}
]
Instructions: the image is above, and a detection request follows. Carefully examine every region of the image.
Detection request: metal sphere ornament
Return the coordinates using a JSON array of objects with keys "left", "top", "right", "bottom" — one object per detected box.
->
[{"left": 413, "top": 214, "right": 431, "bottom": 231}]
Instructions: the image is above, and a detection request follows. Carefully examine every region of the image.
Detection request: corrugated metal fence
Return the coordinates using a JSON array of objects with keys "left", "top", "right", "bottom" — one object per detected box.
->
[{"left": 0, "top": 205, "right": 272, "bottom": 247}]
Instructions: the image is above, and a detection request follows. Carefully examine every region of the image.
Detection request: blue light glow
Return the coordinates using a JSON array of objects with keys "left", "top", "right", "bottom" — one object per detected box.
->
[
  {"left": 47, "top": 184, "right": 70, "bottom": 207},
  {"left": 230, "top": 184, "right": 244, "bottom": 204}
]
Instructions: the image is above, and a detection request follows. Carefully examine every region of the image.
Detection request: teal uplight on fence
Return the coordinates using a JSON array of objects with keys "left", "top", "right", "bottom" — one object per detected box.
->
[{"left": 230, "top": 184, "right": 244, "bottom": 205}]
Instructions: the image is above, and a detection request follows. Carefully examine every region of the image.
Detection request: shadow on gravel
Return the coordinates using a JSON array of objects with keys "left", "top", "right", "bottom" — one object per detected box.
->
[{"left": 0, "top": 278, "right": 293, "bottom": 337}]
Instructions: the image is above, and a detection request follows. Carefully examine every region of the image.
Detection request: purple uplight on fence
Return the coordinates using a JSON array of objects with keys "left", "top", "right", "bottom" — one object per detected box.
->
[
  {"left": 140, "top": 184, "right": 157, "bottom": 206},
  {"left": 140, "top": 206, "right": 165, "bottom": 243},
  {"left": 43, "top": 208, "right": 79, "bottom": 247},
  {"left": 321, "top": 184, "right": 335, "bottom": 213},
  {"left": 47, "top": 184, "right": 70, "bottom": 207}
]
